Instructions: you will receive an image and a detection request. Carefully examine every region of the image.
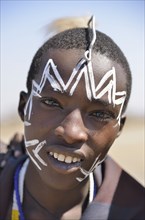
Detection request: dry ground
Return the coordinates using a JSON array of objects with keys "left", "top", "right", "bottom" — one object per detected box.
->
[{"left": 1, "top": 114, "right": 144, "bottom": 186}]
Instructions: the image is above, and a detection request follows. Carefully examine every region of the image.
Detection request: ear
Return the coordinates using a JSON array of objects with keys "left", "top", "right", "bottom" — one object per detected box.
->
[
  {"left": 117, "top": 116, "right": 126, "bottom": 137},
  {"left": 18, "top": 91, "right": 28, "bottom": 121}
]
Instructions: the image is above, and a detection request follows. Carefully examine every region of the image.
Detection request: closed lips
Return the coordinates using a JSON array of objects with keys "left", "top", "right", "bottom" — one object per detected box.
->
[{"left": 49, "top": 152, "right": 81, "bottom": 164}]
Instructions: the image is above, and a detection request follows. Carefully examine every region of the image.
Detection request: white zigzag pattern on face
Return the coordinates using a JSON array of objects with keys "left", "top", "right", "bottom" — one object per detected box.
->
[
  {"left": 24, "top": 58, "right": 126, "bottom": 125},
  {"left": 23, "top": 16, "right": 126, "bottom": 178}
]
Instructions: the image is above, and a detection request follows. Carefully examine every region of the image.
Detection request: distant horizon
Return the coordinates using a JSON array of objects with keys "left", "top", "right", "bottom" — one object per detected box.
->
[{"left": 1, "top": 110, "right": 144, "bottom": 124}]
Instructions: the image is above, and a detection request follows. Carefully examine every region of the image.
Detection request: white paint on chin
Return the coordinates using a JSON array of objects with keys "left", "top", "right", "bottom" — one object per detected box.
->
[{"left": 76, "top": 153, "right": 106, "bottom": 182}]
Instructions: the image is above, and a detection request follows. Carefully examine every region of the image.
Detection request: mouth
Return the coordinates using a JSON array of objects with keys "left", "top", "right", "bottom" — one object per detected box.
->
[
  {"left": 47, "top": 149, "right": 84, "bottom": 174},
  {"left": 49, "top": 151, "right": 82, "bottom": 163}
]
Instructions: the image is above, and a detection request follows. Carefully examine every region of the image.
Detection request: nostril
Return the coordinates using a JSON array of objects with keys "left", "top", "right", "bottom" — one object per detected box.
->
[
  {"left": 55, "top": 126, "right": 64, "bottom": 137},
  {"left": 55, "top": 127, "right": 88, "bottom": 145},
  {"left": 78, "top": 131, "right": 88, "bottom": 142}
]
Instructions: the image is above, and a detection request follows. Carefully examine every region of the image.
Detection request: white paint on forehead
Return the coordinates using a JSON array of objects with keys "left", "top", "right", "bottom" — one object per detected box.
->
[
  {"left": 24, "top": 57, "right": 126, "bottom": 125},
  {"left": 24, "top": 15, "right": 126, "bottom": 125}
]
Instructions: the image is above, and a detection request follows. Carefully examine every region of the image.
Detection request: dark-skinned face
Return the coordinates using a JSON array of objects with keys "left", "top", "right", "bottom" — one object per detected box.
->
[{"left": 19, "top": 49, "right": 126, "bottom": 190}]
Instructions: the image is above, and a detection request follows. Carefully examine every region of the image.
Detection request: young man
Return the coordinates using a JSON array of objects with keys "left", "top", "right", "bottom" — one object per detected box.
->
[{"left": 0, "top": 16, "right": 144, "bottom": 220}]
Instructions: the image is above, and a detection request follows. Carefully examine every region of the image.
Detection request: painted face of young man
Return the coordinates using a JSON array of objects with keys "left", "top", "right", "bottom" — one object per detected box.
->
[{"left": 19, "top": 48, "right": 126, "bottom": 190}]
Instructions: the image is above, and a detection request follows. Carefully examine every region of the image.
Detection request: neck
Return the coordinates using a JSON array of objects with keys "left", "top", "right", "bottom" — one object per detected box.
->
[{"left": 25, "top": 161, "right": 90, "bottom": 216}]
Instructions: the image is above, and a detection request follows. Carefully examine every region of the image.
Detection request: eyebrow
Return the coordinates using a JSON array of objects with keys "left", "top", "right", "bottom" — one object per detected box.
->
[
  {"left": 91, "top": 98, "right": 111, "bottom": 107},
  {"left": 40, "top": 87, "right": 69, "bottom": 96},
  {"left": 40, "top": 87, "right": 111, "bottom": 106}
]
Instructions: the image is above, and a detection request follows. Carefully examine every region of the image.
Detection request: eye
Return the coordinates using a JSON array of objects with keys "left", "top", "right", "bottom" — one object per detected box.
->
[
  {"left": 41, "top": 97, "right": 62, "bottom": 109},
  {"left": 89, "top": 111, "right": 115, "bottom": 121}
]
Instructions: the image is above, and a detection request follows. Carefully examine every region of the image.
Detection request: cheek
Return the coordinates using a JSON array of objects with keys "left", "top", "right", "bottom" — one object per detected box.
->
[
  {"left": 91, "top": 123, "right": 119, "bottom": 154},
  {"left": 24, "top": 113, "right": 52, "bottom": 140},
  {"left": 24, "top": 101, "right": 62, "bottom": 141},
  {"left": 81, "top": 123, "right": 119, "bottom": 169}
]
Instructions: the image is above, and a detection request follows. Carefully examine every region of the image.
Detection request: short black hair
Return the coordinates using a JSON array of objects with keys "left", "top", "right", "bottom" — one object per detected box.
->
[{"left": 27, "top": 28, "right": 132, "bottom": 113}]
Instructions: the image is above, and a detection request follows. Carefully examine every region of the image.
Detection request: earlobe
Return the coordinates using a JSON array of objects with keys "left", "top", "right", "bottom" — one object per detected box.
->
[
  {"left": 117, "top": 116, "right": 126, "bottom": 137},
  {"left": 18, "top": 91, "right": 28, "bottom": 121}
]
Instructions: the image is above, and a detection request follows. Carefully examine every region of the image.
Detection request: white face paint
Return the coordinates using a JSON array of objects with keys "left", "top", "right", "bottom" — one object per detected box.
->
[
  {"left": 24, "top": 59, "right": 126, "bottom": 125},
  {"left": 76, "top": 153, "right": 106, "bottom": 182},
  {"left": 25, "top": 137, "right": 47, "bottom": 170},
  {"left": 24, "top": 16, "right": 127, "bottom": 178},
  {"left": 24, "top": 17, "right": 126, "bottom": 126}
]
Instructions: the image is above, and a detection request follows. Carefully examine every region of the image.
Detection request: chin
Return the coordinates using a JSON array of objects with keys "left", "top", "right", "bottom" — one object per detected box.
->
[{"left": 38, "top": 167, "right": 82, "bottom": 191}]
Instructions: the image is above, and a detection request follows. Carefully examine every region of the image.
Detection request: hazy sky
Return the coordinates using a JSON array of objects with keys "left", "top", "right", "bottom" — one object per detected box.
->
[{"left": 1, "top": 0, "right": 144, "bottom": 120}]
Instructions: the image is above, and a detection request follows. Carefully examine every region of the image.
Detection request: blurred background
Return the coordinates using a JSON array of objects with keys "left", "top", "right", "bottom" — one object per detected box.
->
[{"left": 1, "top": 0, "right": 144, "bottom": 186}]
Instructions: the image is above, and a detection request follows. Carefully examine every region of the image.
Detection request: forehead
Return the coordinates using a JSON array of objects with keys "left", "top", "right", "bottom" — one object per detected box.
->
[{"left": 35, "top": 48, "right": 126, "bottom": 92}]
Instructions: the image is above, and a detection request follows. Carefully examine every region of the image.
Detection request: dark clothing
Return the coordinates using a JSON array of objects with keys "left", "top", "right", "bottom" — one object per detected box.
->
[
  {"left": 0, "top": 155, "right": 144, "bottom": 220},
  {"left": 82, "top": 157, "right": 145, "bottom": 220}
]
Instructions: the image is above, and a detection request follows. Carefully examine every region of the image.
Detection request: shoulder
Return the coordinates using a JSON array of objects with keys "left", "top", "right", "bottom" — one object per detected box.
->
[
  {"left": 0, "top": 155, "right": 28, "bottom": 219},
  {"left": 105, "top": 157, "right": 144, "bottom": 204},
  {"left": 0, "top": 133, "right": 27, "bottom": 219},
  {"left": 109, "top": 168, "right": 145, "bottom": 219},
  {"left": 116, "top": 169, "right": 144, "bottom": 200},
  {"left": 82, "top": 156, "right": 145, "bottom": 220},
  {"left": 102, "top": 157, "right": 144, "bottom": 219}
]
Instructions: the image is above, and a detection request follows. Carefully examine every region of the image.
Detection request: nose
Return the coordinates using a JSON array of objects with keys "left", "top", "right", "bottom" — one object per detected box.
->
[{"left": 55, "top": 109, "right": 88, "bottom": 144}]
